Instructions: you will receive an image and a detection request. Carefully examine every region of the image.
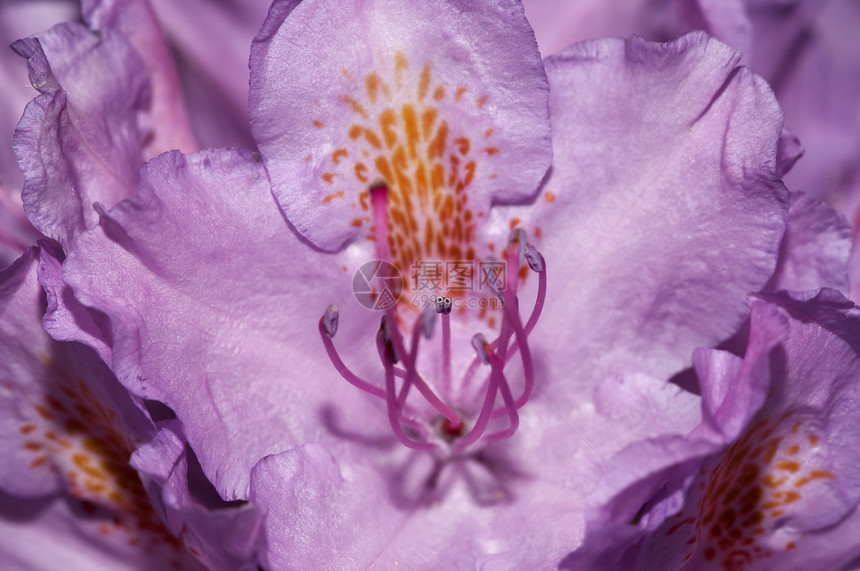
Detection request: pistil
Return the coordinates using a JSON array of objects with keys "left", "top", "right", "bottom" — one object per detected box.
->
[{"left": 320, "top": 181, "right": 547, "bottom": 453}]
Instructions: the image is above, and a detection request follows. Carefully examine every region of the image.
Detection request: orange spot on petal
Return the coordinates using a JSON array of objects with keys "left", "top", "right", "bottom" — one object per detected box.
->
[
  {"left": 774, "top": 460, "right": 801, "bottom": 473},
  {"left": 395, "top": 51, "right": 408, "bottom": 88},
  {"left": 355, "top": 163, "right": 369, "bottom": 184},
  {"left": 366, "top": 72, "right": 382, "bottom": 104},
  {"left": 29, "top": 456, "right": 48, "bottom": 469},
  {"left": 418, "top": 65, "right": 431, "bottom": 101},
  {"left": 322, "top": 191, "right": 345, "bottom": 204},
  {"left": 454, "top": 137, "right": 470, "bottom": 155},
  {"left": 341, "top": 95, "right": 369, "bottom": 119},
  {"left": 332, "top": 148, "right": 348, "bottom": 164}
]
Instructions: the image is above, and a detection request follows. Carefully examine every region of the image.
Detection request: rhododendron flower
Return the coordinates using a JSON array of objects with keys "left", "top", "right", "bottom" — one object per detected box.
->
[
  {"left": 1, "top": 2, "right": 262, "bottom": 568},
  {"left": 50, "top": 0, "right": 803, "bottom": 566},
  {"left": 522, "top": 0, "right": 860, "bottom": 298},
  {"left": 566, "top": 289, "right": 860, "bottom": 570},
  {"left": 0, "top": 244, "right": 263, "bottom": 569},
  {"left": 3, "top": 0, "right": 858, "bottom": 569}
]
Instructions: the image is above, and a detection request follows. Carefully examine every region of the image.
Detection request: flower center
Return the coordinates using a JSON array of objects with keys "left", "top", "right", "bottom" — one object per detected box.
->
[
  {"left": 321, "top": 182, "right": 546, "bottom": 453},
  {"left": 19, "top": 356, "right": 189, "bottom": 563},
  {"left": 661, "top": 412, "right": 838, "bottom": 568}
]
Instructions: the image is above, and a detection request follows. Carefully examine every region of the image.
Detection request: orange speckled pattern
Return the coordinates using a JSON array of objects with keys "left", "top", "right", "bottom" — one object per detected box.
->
[
  {"left": 317, "top": 51, "right": 498, "bottom": 287},
  {"left": 663, "top": 413, "right": 836, "bottom": 570},
  {"left": 19, "top": 355, "right": 188, "bottom": 568}
]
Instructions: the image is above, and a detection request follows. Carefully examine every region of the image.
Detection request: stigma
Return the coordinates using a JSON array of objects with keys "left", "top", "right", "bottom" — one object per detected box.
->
[{"left": 320, "top": 182, "right": 546, "bottom": 454}]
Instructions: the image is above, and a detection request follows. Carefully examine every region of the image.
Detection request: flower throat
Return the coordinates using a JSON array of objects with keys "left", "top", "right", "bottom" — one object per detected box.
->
[{"left": 321, "top": 181, "right": 546, "bottom": 453}]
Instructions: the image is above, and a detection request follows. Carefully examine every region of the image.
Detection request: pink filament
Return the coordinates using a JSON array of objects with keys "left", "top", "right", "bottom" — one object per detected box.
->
[
  {"left": 372, "top": 182, "right": 462, "bottom": 430},
  {"left": 441, "top": 312, "right": 452, "bottom": 400},
  {"left": 381, "top": 337, "right": 435, "bottom": 451},
  {"left": 322, "top": 180, "right": 546, "bottom": 451},
  {"left": 319, "top": 319, "right": 386, "bottom": 400},
  {"left": 454, "top": 327, "right": 515, "bottom": 450}
]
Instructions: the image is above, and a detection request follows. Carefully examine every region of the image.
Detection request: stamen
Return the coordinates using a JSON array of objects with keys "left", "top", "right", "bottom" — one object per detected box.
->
[
  {"left": 322, "top": 304, "right": 338, "bottom": 337},
  {"left": 522, "top": 244, "right": 546, "bottom": 336},
  {"left": 382, "top": 313, "right": 462, "bottom": 430},
  {"left": 455, "top": 332, "right": 517, "bottom": 451},
  {"left": 524, "top": 243, "right": 543, "bottom": 272},
  {"left": 492, "top": 243, "right": 543, "bottom": 415},
  {"left": 439, "top": 297, "right": 453, "bottom": 400},
  {"left": 482, "top": 349, "right": 519, "bottom": 443},
  {"left": 471, "top": 333, "right": 491, "bottom": 364},
  {"left": 319, "top": 308, "right": 386, "bottom": 400},
  {"left": 435, "top": 296, "right": 453, "bottom": 314},
  {"left": 379, "top": 328, "right": 435, "bottom": 451},
  {"left": 379, "top": 316, "right": 399, "bottom": 364},
  {"left": 320, "top": 185, "right": 546, "bottom": 453},
  {"left": 500, "top": 294, "right": 535, "bottom": 409},
  {"left": 421, "top": 305, "right": 436, "bottom": 339},
  {"left": 394, "top": 314, "right": 424, "bottom": 408},
  {"left": 459, "top": 240, "right": 546, "bottom": 413}
]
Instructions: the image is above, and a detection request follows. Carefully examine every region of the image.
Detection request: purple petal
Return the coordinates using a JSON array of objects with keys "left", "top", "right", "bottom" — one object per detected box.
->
[
  {"left": 81, "top": 0, "right": 198, "bottom": 156},
  {"left": 571, "top": 289, "right": 860, "bottom": 569},
  {"left": 131, "top": 421, "right": 264, "bottom": 570},
  {"left": 250, "top": 444, "right": 403, "bottom": 569},
  {"left": 507, "top": 33, "right": 788, "bottom": 409},
  {"left": 523, "top": 0, "right": 752, "bottom": 59},
  {"left": 63, "top": 148, "right": 376, "bottom": 500},
  {"left": 776, "top": 128, "right": 803, "bottom": 178},
  {"left": 0, "top": 490, "right": 199, "bottom": 571},
  {"left": 249, "top": 0, "right": 552, "bottom": 252},
  {"left": 0, "top": 0, "right": 77, "bottom": 191},
  {"left": 0, "top": 249, "right": 59, "bottom": 496},
  {"left": 0, "top": 248, "right": 206, "bottom": 568},
  {"left": 773, "top": 0, "right": 860, "bottom": 213},
  {"left": 148, "top": 0, "right": 271, "bottom": 149},
  {"left": 37, "top": 238, "right": 113, "bottom": 362},
  {"left": 13, "top": 22, "right": 150, "bottom": 248},
  {"left": 766, "top": 192, "right": 851, "bottom": 294},
  {"left": 0, "top": 182, "right": 40, "bottom": 267}
]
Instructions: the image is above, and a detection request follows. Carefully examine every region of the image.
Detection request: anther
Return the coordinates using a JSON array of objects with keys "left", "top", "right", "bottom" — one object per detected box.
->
[
  {"left": 322, "top": 304, "right": 339, "bottom": 337},
  {"left": 524, "top": 243, "right": 544, "bottom": 273},
  {"left": 436, "top": 296, "right": 453, "bottom": 314},
  {"left": 471, "top": 333, "right": 491, "bottom": 365},
  {"left": 379, "top": 316, "right": 399, "bottom": 364},
  {"left": 319, "top": 307, "right": 386, "bottom": 400},
  {"left": 508, "top": 227, "right": 527, "bottom": 264}
]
